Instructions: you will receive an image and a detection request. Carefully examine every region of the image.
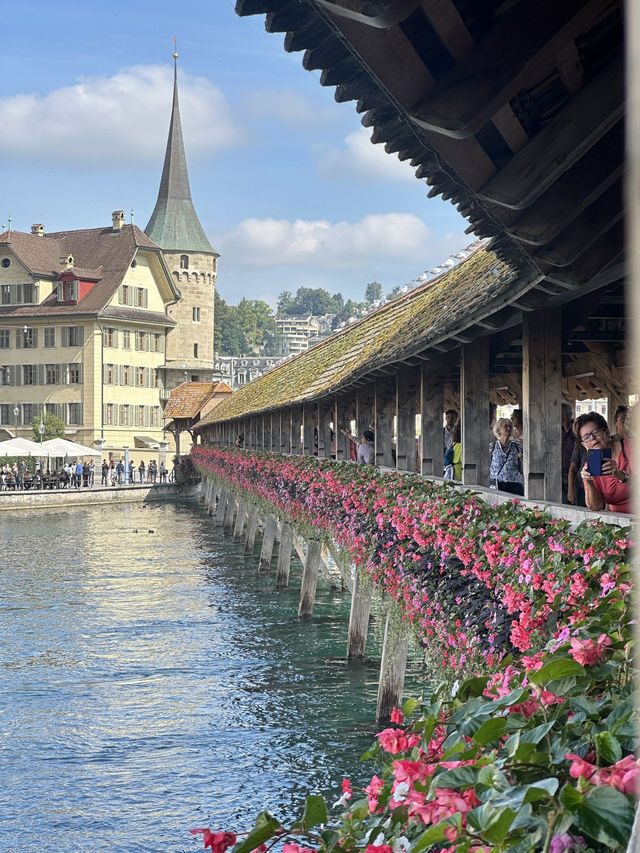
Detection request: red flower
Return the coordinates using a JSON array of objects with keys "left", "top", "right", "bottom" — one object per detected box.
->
[{"left": 190, "top": 830, "right": 237, "bottom": 853}]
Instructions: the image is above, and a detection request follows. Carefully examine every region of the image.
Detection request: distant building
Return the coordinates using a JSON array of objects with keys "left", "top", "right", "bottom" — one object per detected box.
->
[
  {"left": 214, "top": 354, "right": 283, "bottom": 389},
  {"left": 275, "top": 315, "right": 321, "bottom": 356}
]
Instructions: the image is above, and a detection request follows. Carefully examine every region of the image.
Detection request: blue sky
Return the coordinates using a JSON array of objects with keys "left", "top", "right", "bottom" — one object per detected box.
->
[{"left": 0, "top": 0, "right": 469, "bottom": 307}]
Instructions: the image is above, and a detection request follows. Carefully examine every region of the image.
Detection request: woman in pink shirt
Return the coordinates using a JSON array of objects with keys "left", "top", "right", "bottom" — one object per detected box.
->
[{"left": 577, "top": 411, "right": 632, "bottom": 514}]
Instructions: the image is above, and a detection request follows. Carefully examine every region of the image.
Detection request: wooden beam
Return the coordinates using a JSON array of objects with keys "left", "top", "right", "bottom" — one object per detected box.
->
[
  {"left": 461, "top": 337, "right": 490, "bottom": 486},
  {"left": 478, "top": 55, "right": 624, "bottom": 210},
  {"left": 375, "top": 376, "right": 395, "bottom": 467},
  {"left": 396, "top": 366, "right": 420, "bottom": 471},
  {"left": 410, "top": 0, "right": 610, "bottom": 138}
]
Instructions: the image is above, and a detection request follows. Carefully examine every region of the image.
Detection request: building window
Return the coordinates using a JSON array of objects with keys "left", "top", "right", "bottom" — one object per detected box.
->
[
  {"left": 105, "top": 363, "right": 115, "bottom": 384},
  {"left": 122, "top": 365, "right": 130, "bottom": 386},
  {"left": 152, "top": 333, "right": 162, "bottom": 353},
  {"left": 135, "top": 287, "right": 147, "bottom": 308},
  {"left": 45, "top": 364, "right": 60, "bottom": 385},
  {"left": 1, "top": 257, "right": 10, "bottom": 268},
  {"left": 137, "top": 405, "right": 145, "bottom": 426},
  {"left": 120, "top": 404, "right": 130, "bottom": 426},
  {"left": 62, "top": 326, "right": 83, "bottom": 347},
  {"left": 68, "top": 403, "right": 83, "bottom": 425},
  {"left": 104, "top": 327, "right": 117, "bottom": 347},
  {"left": 23, "top": 283, "right": 36, "bottom": 304},
  {"left": 191, "top": 374, "right": 200, "bottom": 382},
  {"left": 194, "top": 343, "right": 198, "bottom": 358},
  {"left": 23, "top": 365, "right": 35, "bottom": 385},
  {"left": 68, "top": 363, "right": 82, "bottom": 384},
  {"left": 119, "top": 284, "right": 130, "bottom": 305},
  {"left": 136, "top": 366, "right": 145, "bottom": 387},
  {"left": 1, "top": 285, "right": 10, "bottom": 304},
  {"left": 105, "top": 403, "right": 114, "bottom": 425},
  {"left": 22, "top": 328, "right": 37, "bottom": 348},
  {"left": 192, "top": 306, "right": 201, "bottom": 323},
  {"left": 122, "top": 329, "right": 131, "bottom": 350},
  {"left": 0, "top": 329, "right": 10, "bottom": 349},
  {"left": 180, "top": 254, "right": 189, "bottom": 269},
  {"left": 135, "top": 331, "right": 147, "bottom": 351},
  {"left": 23, "top": 404, "right": 35, "bottom": 424},
  {"left": 57, "top": 280, "right": 78, "bottom": 302},
  {"left": 151, "top": 406, "right": 160, "bottom": 427},
  {"left": 44, "top": 327, "right": 56, "bottom": 348}
]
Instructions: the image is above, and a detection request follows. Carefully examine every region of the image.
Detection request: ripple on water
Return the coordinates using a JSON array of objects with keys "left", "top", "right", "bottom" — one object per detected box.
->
[{"left": 0, "top": 501, "right": 426, "bottom": 852}]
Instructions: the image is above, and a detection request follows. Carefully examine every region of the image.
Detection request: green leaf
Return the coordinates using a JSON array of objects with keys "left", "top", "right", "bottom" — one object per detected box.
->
[
  {"left": 411, "top": 814, "right": 462, "bottom": 852},
  {"left": 320, "top": 830, "right": 340, "bottom": 852},
  {"left": 574, "top": 785, "right": 635, "bottom": 847},
  {"left": 491, "top": 779, "right": 558, "bottom": 811},
  {"left": 403, "top": 697, "right": 420, "bottom": 718},
  {"left": 477, "top": 765, "right": 509, "bottom": 792},
  {"left": 302, "top": 794, "right": 327, "bottom": 829},
  {"left": 559, "top": 783, "right": 583, "bottom": 812},
  {"left": 232, "top": 816, "right": 281, "bottom": 853},
  {"left": 519, "top": 721, "right": 555, "bottom": 744},
  {"left": 473, "top": 716, "right": 507, "bottom": 746},
  {"left": 529, "top": 657, "right": 586, "bottom": 685},
  {"left": 430, "top": 764, "right": 479, "bottom": 791},
  {"left": 595, "top": 731, "right": 622, "bottom": 764},
  {"left": 457, "top": 676, "right": 489, "bottom": 701}
]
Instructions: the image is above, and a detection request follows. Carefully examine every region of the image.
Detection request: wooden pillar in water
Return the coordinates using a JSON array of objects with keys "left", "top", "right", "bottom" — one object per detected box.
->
[
  {"left": 523, "top": 308, "right": 562, "bottom": 501},
  {"left": 376, "top": 609, "right": 409, "bottom": 722},
  {"left": 298, "top": 538, "right": 322, "bottom": 617},
  {"left": 233, "top": 499, "right": 247, "bottom": 539},
  {"left": 259, "top": 515, "right": 278, "bottom": 570},
  {"left": 216, "top": 486, "right": 228, "bottom": 525},
  {"left": 275, "top": 522, "right": 294, "bottom": 588},
  {"left": 244, "top": 504, "right": 259, "bottom": 554},
  {"left": 223, "top": 492, "right": 236, "bottom": 534},
  {"left": 346, "top": 566, "right": 372, "bottom": 659},
  {"left": 461, "top": 338, "right": 490, "bottom": 486},
  {"left": 397, "top": 366, "right": 420, "bottom": 471},
  {"left": 421, "top": 360, "right": 444, "bottom": 476},
  {"left": 375, "top": 376, "right": 396, "bottom": 467}
]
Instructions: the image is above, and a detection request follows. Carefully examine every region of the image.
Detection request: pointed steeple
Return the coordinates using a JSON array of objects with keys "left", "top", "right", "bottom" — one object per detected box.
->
[{"left": 145, "top": 53, "right": 216, "bottom": 254}]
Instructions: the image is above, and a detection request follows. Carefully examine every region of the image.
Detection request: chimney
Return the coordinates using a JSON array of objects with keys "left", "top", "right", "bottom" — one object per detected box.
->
[
  {"left": 112, "top": 210, "right": 125, "bottom": 232},
  {"left": 60, "top": 255, "right": 74, "bottom": 270},
  {"left": 31, "top": 223, "right": 45, "bottom": 237}
]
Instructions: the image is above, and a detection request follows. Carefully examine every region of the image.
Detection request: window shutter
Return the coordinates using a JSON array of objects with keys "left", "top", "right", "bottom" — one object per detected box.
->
[
  {"left": 34, "top": 285, "right": 39, "bottom": 303},
  {"left": 118, "top": 286, "right": 124, "bottom": 304},
  {"left": 32, "top": 328, "right": 38, "bottom": 348},
  {"left": 15, "top": 329, "right": 22, "bottom": 349},
  {"left": 103, "top": 404, "right": 107, "bottom": 425},
  {"left": 14, "top": 365, "right": 22, "bottom": 386},
  {"left": 103, "top": 364, "right": 108, "bottom": 384},
  {"left": 37, "top": 364, "right": 45, "bottom": 385},
  {"left": 118, "top": 365, "right": 124, "bottom": 386},
  {"left": 62, "top": 327, "right": 69, "bottom": 347},
  {"left": 57, "top": 282, "right": 63, "bottom": 301},
  {"left": 143, "top": 290, "right": 148, "bottom": 308},
  {"left": 113, "top": 329, "right": 118, "bottom": 347},
  {"left": 14, "top": 284, "right": 22, "bottom": 304},
  {"left": 77, "top": 326, "right": 84, "bottom": 345},
  {"left": 77, "top": 363, "right": 83, "bottom": 383}
]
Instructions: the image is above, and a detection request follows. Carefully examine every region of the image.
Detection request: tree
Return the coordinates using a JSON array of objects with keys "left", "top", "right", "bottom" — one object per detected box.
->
[
  {"left": 386, "top": 285, "right": 402, "bottom": 301},
  {"left": 365, "top": 281, "right": 383, "bottom": 304},
  {"left": 277, "top": 291, "right": 294, "bottom": 316},
  {"left": 31, "top": 413, "right": 65, "bottom": 442}
]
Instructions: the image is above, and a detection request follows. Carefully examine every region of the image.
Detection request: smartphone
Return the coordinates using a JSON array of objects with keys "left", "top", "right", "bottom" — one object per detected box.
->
[{"left": 587, "top": 448, "right": 612, "bottom": 476}]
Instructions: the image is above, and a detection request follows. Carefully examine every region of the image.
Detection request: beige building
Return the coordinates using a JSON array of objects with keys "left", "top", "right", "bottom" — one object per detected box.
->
[
  {"left": 0, "top": 55, "right": 217, "bottom": 462},
  {"left": 275, "top": 315, "right": 321, "bottom": 356}
]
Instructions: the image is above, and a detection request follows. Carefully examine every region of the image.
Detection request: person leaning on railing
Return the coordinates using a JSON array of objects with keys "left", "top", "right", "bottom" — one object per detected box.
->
[{"left": 576, "top": 411, "right": 632, "bottom": 513}]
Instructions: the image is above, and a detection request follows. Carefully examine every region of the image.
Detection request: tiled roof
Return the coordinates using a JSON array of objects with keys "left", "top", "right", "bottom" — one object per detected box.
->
[
  {"left": 197, "top": 247, "right": 531, "bottom": 427},
  {"left": 0, "top": 224, "right": 173, "bottom": 318},
  {"left": 164, "top": 381, "right": 232, "bottom": 419}
]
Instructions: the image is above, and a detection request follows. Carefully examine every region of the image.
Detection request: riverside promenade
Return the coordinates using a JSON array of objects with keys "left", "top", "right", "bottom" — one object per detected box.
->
[{"left": 0, "top": 481, "right": 199, "bottom": 510}]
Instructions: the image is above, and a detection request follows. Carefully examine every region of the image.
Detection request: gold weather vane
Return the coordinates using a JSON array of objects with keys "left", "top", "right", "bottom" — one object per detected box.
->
[{"left": 173, "top": 35, "right": 178, "bottom": 60}]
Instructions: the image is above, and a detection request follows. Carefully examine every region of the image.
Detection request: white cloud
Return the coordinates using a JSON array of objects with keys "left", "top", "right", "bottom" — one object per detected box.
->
[
  {"left": 316, "top": 127, "right": 417, "bottom": 184},
  {"left": 214, "top": 213, "right": 439, "bottom": 269},
  {"left": 243, "top": 88, "right": 334, "bottom": 128},
  {"left": 0, "top": 65, "right": 242, "bottom": 165}
]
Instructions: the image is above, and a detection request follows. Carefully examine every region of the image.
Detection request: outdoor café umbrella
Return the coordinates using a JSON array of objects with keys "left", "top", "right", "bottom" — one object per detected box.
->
[
  {"left": 0, "top": 437, "right": 56, "bottom": 458},
  {"left": 40, "top": 437, "right": 102, "bottom": 458}
]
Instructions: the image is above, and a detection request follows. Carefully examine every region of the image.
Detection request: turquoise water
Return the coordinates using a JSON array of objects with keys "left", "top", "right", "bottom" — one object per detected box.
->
[{"left": 0, "top": 499, "right": 424, "bottom": 852}]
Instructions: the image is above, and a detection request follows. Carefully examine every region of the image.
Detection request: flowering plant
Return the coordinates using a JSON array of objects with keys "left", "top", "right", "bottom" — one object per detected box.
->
[{"left": 190, "top": 449, "right": 637, "bottom": 851}]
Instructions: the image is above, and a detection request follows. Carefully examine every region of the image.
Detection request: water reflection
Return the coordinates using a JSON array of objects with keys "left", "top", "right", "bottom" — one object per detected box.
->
[{"left": 0, "top": 501, "right": 424, "bottom": 852}]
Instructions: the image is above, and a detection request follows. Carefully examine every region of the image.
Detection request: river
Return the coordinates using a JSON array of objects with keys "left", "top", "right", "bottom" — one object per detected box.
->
[{"left": 0, "top": 499, "right": 424, "bottom": 852}]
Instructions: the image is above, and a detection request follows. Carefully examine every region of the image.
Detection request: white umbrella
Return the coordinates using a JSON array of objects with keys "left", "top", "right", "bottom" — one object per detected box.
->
[
  {"left": 41, "top": 437, "right": 102, "bottom": 458},
  {"left": 0, "top": 437, "right": 56, "bottom": 458}
]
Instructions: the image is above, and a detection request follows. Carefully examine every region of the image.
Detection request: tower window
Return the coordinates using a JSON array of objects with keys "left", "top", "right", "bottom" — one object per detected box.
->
[
  {"left": 192, "top": 306, "right": 200, "bottom": 323},
  {"left": 180, "top": 255, "right": 189, "bottom": 269},
  {"left": 194, "top": 343, "right": 198, "bottom": 359}
]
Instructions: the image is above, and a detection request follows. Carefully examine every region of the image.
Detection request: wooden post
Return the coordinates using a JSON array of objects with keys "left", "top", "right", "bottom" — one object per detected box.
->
[
  {"left": 264, "top": 414, "right": 272, "bottom": 452},
  {"left": 317, "top": 399, "right": 333, "bottom": 458},
  {"left": 357, "top": 384, "right": 375, "bottom": 437},
  {"left": 281, "top": 410, "right": 292, "bottom": 455},
  {"left": 396, "top": 367, "right": 420, "bottom": 471},
  {"left": 461, "top": 338, "right": 490, "bottom": 486},
  {"left": 291, "top": 406, "right": 303, "bottom": 455},
  {"left": 244, "top": 504, "right": 259, "bottom": 554},
  {"left": 223, "top": 491, "right": 236, "bottom": 533},
  {"left": 303, "top": 403, "right": 315, "bottom": 455},
  {"left": 346, "top": 566, "right": 372, "bottom": 659},
  {"left": 421, "top": 360, "right": 444, "bottom": 476},
  {"left": 375, "top": 376, "right": 396, "bottom": 467},
  {"left": 272, "top": 413, "right": 280, "bottom": 454},
  {"left": 233, "top": 499, "right": 247, "bottom": 539},
  {"left": 275, "top": 522, "right": 294, "bottom": 588},
  {"left": 335, "top": 396, "right": 352, "bottom": 460},
  {"left": 523, "top": 308, "right": 562, "bottom": 501},
  {"left": 298, "top": 538, "right": 322, "bottom": 617},
  {"left": 376, "top": 609, "right": 409, "bottom": 722},
  {"left": 259, "top": 515, "right": 278, "bottom": 570},
  {"left": 215, "top": 486, "right": 228, "bottom": 525}
]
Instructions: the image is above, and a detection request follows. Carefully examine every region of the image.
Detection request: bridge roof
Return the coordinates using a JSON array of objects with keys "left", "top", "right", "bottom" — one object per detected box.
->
[{"left": 197, "top": 246, "right": 537, "bottom": 425}]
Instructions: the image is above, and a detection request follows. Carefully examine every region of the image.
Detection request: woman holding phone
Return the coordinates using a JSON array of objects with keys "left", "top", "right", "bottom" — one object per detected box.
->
[{"left": 575, "top": 411, "right": 632, "bottom": 513}]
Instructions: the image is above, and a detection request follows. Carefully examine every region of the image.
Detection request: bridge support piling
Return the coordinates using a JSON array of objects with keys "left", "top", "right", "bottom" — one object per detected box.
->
[
  {"left": 376, "top": 609, "right": 408, "bottom": 722},
  {"left": 275, "top": 522, "right": 294, "bottom": 588},
  {"left": 244, "top": 504, "right": 259, "bottom": 554},
  {"left": 223, "top": 492, "right": 236, "bottom": 534},
  {"left": 346, "top": 566, "right": 372, "bottom": 659},
  {"left": 259, "top": 515, "right": 278, "bottom": 570},
  {"left": 216, "top": 487, "right": 228, "bottom": 525},
  {"left": 298, "top": 538, "right": 322, "bottom": 617},
  {"left": 234, "top": 500, "right": 247, "bottom": 540}
]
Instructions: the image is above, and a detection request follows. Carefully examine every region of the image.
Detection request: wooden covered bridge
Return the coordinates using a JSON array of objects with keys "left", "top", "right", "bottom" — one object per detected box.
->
[{"left": 193, "top": 0, "right": 631, "bottom": 511}]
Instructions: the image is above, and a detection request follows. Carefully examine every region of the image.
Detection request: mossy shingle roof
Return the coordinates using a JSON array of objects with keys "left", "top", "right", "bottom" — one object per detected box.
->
[{"left": 198, "top": 247, "right": 532, "bottom": 427}]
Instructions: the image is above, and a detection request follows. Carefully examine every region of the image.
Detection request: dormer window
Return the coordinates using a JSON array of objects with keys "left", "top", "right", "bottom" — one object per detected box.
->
[
  {"left": 180, "top": 254, "right": 189, "bottom": 269},
  {"left": 57, "top": 279, "right": 78, "bottom": 302}
]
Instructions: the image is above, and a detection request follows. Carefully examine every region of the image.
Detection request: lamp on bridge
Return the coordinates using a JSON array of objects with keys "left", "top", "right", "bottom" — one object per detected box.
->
[{"left": 13, "top": 405, "right": 19, "bottom": 438}]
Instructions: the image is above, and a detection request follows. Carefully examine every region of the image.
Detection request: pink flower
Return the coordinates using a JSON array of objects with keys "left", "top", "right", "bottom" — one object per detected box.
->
[
  {"left": 390, "top": 707, "right": 404, "bottom": 724},
  {"left": 568, "top": 634, "right": 611, "bottom": 666},
  {"left": 282, "top": 844, "right": 316, "bottom": 853},
  {"left": 190, "top": 830, "right": 237, "bottom": 853},
  {"left": 365, "top": 846, "right": 392, "bottom": 853},
  {"left": 365, "top": 775, "right": 384, "bottom": 813},
  {"left": 377, "top": 728, "right": 409, "bottom": 754}
]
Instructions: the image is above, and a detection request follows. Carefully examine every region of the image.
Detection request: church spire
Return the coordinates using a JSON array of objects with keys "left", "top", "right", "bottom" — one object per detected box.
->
[{"left": 145, "top": 51, "right": 216, "bottom": 254}]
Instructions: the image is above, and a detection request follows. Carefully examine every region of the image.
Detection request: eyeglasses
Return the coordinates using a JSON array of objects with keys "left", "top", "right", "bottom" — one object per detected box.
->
[{"left": 580, "top": 428, "right": 604, "bottom": 443}]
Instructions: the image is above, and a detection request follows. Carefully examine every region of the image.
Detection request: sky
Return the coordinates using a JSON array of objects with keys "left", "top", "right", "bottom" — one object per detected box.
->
[{"left": 0, "top": 0, "right": 469, "bottom": 308}]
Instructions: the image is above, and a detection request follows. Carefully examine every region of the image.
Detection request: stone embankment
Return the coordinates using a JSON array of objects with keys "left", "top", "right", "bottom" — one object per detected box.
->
[{"left": 0, "top": 482, "right": 199, "bottom": 511}]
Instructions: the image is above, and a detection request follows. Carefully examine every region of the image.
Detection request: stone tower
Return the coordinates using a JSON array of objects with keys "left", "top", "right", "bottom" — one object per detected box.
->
[{"left": 145, "top": 53, "right": 218, "bottom": 390}]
